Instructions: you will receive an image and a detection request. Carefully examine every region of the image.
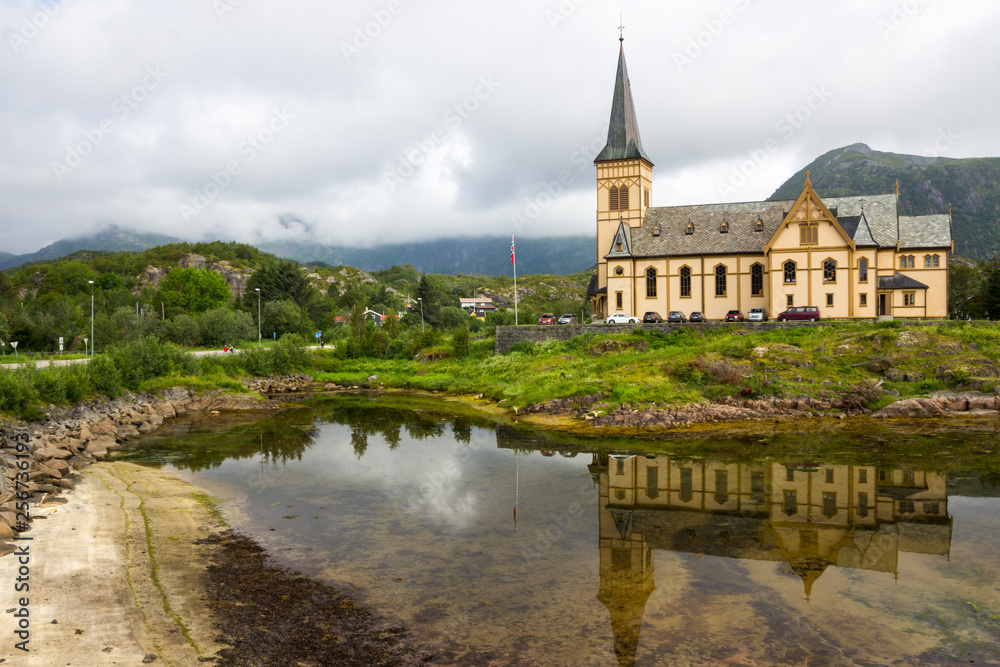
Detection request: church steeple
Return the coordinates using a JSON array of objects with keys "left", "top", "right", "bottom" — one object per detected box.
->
[{"left": 595, "top": 42, "right": 653, "bottom": 164}]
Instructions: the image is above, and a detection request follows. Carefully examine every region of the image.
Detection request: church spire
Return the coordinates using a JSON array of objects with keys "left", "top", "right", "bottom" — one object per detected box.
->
[{"left": 595, "top": 41, "right": 653, "bottom": 164}]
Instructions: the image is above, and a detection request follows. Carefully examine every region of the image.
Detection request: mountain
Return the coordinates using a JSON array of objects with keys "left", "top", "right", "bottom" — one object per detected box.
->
[
  {"left": 258, "top": 236, "right": 596, "bottom": 276},
  {"left": 0, "top": 225, "right": 181, "bottom": 270},
  {"left": 769, "top": 143, "right": 1000, "bottom": 260}
]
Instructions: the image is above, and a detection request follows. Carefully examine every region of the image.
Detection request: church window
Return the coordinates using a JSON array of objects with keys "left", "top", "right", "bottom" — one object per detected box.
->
[
  {"left": 932, "top": 254, "right": 940, "bottom": 267},
  {"left": 751, "top": 472, "right": 765, "bottom": 504},
  {"left": 783, "top": 490, "right": 797, "bottom": 516},
  {"left": 652, "top": 223, "right": 660, "bottom": 237},
  {"left": 900, "top": 500, "right": 915, "bottom": 514},
  {"left": 858, "top": 492, "right": 869, "bottom": 517},
  {"left": 859, "top": 257, "right": 868, "bottom": 283},
  {"left": 680, "top": 266, "right": 691, "bottom": 297},
  {"left": 827, "top": 293, "right": 834, "bottom": 307},
  {"left": 720, "top": 219, "right": 729, "bottom": 233},
  {"left": 679, "top": 468, "right": 693, "bottom": 502},
  {"left": 715, "top": 470, "right": 729, "bottom": 505},
  {"left": 685, "top": 220, "right": 694, "bottom": 234},
  {"left": 646, "top": 467, "right": 659, "bottom": 499},
  {"left": 614, "top": 266, "right": 623, "bottom": 275},
  {"left": 609, "top": 186, "right": 619, "bottom": 211},
  {"left": 619, "top": 186, "right": 629, "bottom": 210},
  {"left": 826, "top": 468, "right": 834, "bottom": 484},
  {"left": 616, "top": 291, "right": 623, "bottom": 309},
  {"left": 860, "top": 293, "right": 867, "bottom": 307},
  {"left": 823, "top": 259, "right": 837, "bottom": 283},
  {"left": 715, "top": 265, "right": 727, "bottom": 296},
  {"left": 924, "top": 502, "right": 939, "bottom": 515},
  {"left": 924, "top": 255, "right": 932, "bottom": 268},
  {"left": 909, "top": 255, "right": 915, "bottom": 268},
  {"left": 899, "top": 256, "right": 906, "bottom": 269},
  {"left": 755, "top": 216, "right": 764, "bottom": 232},
  {"left": 787, "top": 295, "right": 794, "bottom": 307},
  {"left": 904, "top": 292, "right": 916, "bottom": 306},
  {"left": 786, "top": 467, "right": 795, "bottom": 482},
  {"left": 800, "top": 224, "right": 818, "bottom": 245},
  {"left": 751, "top": 264, "right": 764, "bottom": 297},
  {"left": 616, "top": 242, "right": 623, "bottom": 253},
  {"left": 859, "top": 469, "right": 868, "bottom": 484},
  {"left": 783, "top": 260, "right": 796, "bottom": 284},
  {"left": 646, "top": 267, "right": 657, "bottom": 298},
  {"left": 822, "top": 492, "right": 837, "bottom": 518}
]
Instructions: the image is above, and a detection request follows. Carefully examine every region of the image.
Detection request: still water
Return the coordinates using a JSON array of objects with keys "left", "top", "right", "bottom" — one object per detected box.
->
[{"left": 125, "top": 396, "right": 1000, "bottom": 666}]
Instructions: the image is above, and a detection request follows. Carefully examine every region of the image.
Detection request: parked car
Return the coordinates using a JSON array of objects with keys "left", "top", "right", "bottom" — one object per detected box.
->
[
  {"left": 538, "top": 313, "right": 555, "bottom": 325},
  {"left": 689, "top": 311, "right": 705, "bottom": 323},
  {"left": 725, "top": 310, "right": 744, "bottom": 322},
  {"left": 776, "top": 306, "right": 821, "bottom": 322},
  {"left": 666, "top": 311, "right": 687, "bottom": 323},
  {"left": 557, "top": 313, "right": 578, "bottom": 324},
  {"left": 748, "top": 307, "right": 768, "bottom": 322},
  {"left": 606, "top": 312, "right": 640, "bottom": 324},
  {"left": 642, "top": 311, "right": 663, "bottom": 323}
]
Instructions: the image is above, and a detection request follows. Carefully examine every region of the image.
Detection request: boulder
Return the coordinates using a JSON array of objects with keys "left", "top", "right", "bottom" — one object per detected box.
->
[
  {"left": 0, "top": 523, "right": 15, "bottom": 540},
  {"left": 36, "top": 448, "right": 72, "bottom": 461}
]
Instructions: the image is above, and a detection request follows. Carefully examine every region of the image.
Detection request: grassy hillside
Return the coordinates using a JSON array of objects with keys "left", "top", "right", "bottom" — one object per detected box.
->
[{"left": 769, "top": 143, "right": 1000, "bottom": 260}]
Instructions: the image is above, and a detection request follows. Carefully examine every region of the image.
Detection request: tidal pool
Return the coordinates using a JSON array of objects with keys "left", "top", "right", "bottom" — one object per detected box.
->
[{"left": 124, "top": 397, "right": 1000, "bottom": 666}]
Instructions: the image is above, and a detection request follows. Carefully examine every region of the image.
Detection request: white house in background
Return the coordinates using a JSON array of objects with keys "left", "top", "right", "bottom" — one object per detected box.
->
[{"left": 460, "top": 297, "right": 497, "bottom": 317}]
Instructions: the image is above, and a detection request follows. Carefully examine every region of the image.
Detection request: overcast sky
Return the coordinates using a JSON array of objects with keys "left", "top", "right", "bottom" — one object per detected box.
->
[{"left": 1, "top": 0, "right": 998, "bottom": 255}]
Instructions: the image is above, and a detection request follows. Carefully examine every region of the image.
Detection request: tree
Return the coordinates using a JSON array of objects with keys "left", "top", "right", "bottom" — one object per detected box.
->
[
  {"left": 979, "top": 257, "right": 1000, "bottom": 320},
  {"left": 0, "top": 312, "right": 9, "bottom": 349},
  {"left": 198, "top": 308, "right": 255, "bottom": 347},
  {"left": 262, "top": 300, "right": 311, "bottom": 337},
  {"left": 415, "top": 275, "right": 446, "bottom": 328},
  {"left": 243, "top": 259, "right": 311, "bottom": 309},
  {"left": 0, "top": 271, "right": 15, "bottom": 304},
  {"left": 156, "top": 268, "right": 231, "bottom": 315},
  {"left": 36, "top": 261, "right": 97, "bottom": 297}
]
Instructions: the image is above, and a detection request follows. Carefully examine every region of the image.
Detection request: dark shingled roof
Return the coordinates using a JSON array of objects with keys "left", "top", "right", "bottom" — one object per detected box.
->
[
  {"left": 626, "top": 193, "right": 950, "bottom": 258},
  {"left": 594, "top": 44, "right": 652, "bottom": 164},
  {"left": 586, "top": 273, "right": 606, "bottom": 296},
  {"left": 878, "top": 272, "right": 929, "bottom": 290},
  {"left": 605, "top": 220, "right": 634, "bottom": 259}
]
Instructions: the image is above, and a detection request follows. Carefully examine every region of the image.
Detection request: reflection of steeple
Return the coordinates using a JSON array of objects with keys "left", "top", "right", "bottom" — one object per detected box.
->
[{"left": 597, "top": 453, "right": 654, "bottom": 667}]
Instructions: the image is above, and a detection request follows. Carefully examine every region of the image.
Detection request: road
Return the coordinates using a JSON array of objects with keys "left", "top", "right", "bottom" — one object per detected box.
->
[{"left": 0, "top": 346, "right": 327, "bottom": 370}]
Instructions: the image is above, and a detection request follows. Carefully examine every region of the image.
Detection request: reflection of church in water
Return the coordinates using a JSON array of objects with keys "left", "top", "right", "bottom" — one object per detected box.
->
[{"left": 587, "top": 454, "right": 952, "bottom": 666}]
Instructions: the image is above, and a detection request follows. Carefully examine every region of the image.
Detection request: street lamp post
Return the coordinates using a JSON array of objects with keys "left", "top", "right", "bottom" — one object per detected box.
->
[
  {"left": 418, "top": 298, "right": 425, "bottom": 333},
  {"left": 255, "top": 288, "right": 261, "bottom": 347},
  {"left": 88, "top": 280, "right": 95, "bottom": 358}
]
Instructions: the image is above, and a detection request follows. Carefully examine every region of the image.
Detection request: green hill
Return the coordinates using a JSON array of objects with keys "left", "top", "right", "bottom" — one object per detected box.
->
[{"left": 769, "top": 143, "right": 1000, "bottom": 260}]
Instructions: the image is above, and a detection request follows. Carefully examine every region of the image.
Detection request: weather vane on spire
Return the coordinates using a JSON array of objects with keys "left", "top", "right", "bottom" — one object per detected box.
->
[{"left": 618, "top": 13, "right": 624, "bottom": 43}]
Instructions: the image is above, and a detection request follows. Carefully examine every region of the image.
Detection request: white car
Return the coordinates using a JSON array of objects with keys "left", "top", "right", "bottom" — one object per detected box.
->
[
  {"left": 748, "top": 307, "right": 768, "bottom": 322},
  {"left": 606, "top": 312, "right": 640, "bottom": 324}
]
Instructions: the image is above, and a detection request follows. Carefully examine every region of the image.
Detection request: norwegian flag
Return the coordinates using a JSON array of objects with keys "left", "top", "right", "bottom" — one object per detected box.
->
[{"left": 510, "top": 235, "right": 515, "bottom": 264}]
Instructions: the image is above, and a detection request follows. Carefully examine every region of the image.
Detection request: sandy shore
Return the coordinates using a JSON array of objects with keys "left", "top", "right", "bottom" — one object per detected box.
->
[{"left": 1, "top": 462, "right": 228, "bottom": 665}]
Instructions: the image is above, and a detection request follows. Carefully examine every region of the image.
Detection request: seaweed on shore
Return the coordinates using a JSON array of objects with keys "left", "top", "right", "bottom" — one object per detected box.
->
[{"left": 198, "top": 530, "right": 431, "bottom": 666}]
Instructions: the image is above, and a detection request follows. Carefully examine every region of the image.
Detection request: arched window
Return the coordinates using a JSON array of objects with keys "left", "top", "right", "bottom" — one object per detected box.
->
[
  {"left": 715, "top": 265, "right": 727, "bottom": 297},
  {"left": 908, "top": 255, "right": 915, "bottom": 268},
  {"left": 652, "top": 223, "right": 661, "bottom": 237},
  {"left": 619, "top": 186, "right": 629, "bottom": 210},
  {"left": 784, "top": 260, "right": 796, "bottom": 284},
  {"left": 751, "top": 264, "right": 764, "bottom": 296},
  {"left": 899, "top": 255, "right": 906, "bottom": 269},
  {"left": 755, "top": 216, "right": 764, "bottom": 232},
  {"left": 680, "top": 266, "right": 691, "bottom": 297},
  {"left": 720, "top": 219, "right": 729, "bottom": 233},
  {"left": 932, "top": 254, "right": 940, "bottom": 268},
  {"left": 859, "top": 257, "right": 868, "bottom": 283},
  {"left": 646, "top": 267, "right": 657, "bottom": 298},
  {"left": 609, "top": 186, "right": 619, "bottom": 211},
  {"left": 685, "top": 221, "right": 694, "bottom": 235},
  {"left": 824, "top": 259, "right": 837, "bottom": 283},
  {"left": 924, "top": 255, "right": 932, "bottom": 268}
]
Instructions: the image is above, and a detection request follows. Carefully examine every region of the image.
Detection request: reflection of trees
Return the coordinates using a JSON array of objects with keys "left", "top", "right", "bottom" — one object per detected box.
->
[
  {"left": 130, "top": 413, "right": 320, "bottom": 472},
  {"left": 350, "top": 427, "right": 369, "bottom": 459},
  {"left": 452, "top": 417, "right": 472, "bottom": 445}
]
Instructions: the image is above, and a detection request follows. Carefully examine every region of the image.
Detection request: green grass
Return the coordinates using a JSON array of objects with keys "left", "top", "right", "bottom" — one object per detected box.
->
[{"left": 313, "top": 321, "right": 1000, "bottom": 412}]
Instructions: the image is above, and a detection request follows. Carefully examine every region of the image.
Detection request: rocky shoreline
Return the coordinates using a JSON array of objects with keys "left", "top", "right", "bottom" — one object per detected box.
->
[
  {"left": 0, "top": 378, "right": 308, "bottom": 546},
  {"left": 520, "top": 385, "right": 1000, "bottom": 430}
]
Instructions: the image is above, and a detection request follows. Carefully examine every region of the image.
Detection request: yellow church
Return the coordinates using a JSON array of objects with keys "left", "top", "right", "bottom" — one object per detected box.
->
[{"left": 587, "top": 42, "right": 953, "bottom": 321}]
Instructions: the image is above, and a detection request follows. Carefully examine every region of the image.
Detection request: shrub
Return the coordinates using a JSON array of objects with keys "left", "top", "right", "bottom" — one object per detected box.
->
[
  {"left": 89, "top": 355, "right": 121, "bottom": 398},
  {"left": 451, "top": 328, "right": 470, "bottom": 358}
]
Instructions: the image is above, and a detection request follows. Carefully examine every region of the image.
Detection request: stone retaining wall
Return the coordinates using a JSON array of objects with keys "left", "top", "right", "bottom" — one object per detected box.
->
[{"left": 494, "top": 319, "right": 960, "bottom": 354}]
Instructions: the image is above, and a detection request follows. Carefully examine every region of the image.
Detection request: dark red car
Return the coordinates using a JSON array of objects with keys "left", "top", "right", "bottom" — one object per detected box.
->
[
  {"left": 538, "top": 313, "right": 555, "bottom": 325},
  {"left": 725, "top": 310, "right": 744, "bottom": 322}
]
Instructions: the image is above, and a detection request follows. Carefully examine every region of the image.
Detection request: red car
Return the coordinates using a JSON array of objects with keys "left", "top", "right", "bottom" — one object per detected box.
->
[
  {"left": 725, "top": 310, "right": 744, "bottom": 322},
  {"left": 537, "top": 313, "right": 555, "bottom": 325},
  {"left": 776, "top": 306, "right": 821, "bottom": 322}
]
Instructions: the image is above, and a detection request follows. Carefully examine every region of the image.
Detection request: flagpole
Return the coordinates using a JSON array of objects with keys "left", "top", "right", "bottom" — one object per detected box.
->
[{"left": 512, "top": 234, "right": 519, "bottom": 326}]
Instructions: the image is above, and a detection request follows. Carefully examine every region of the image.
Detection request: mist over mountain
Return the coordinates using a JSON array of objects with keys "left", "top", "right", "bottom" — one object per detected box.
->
[{"left": 0, "top": 225, "right": 181, "bottom": 270}]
